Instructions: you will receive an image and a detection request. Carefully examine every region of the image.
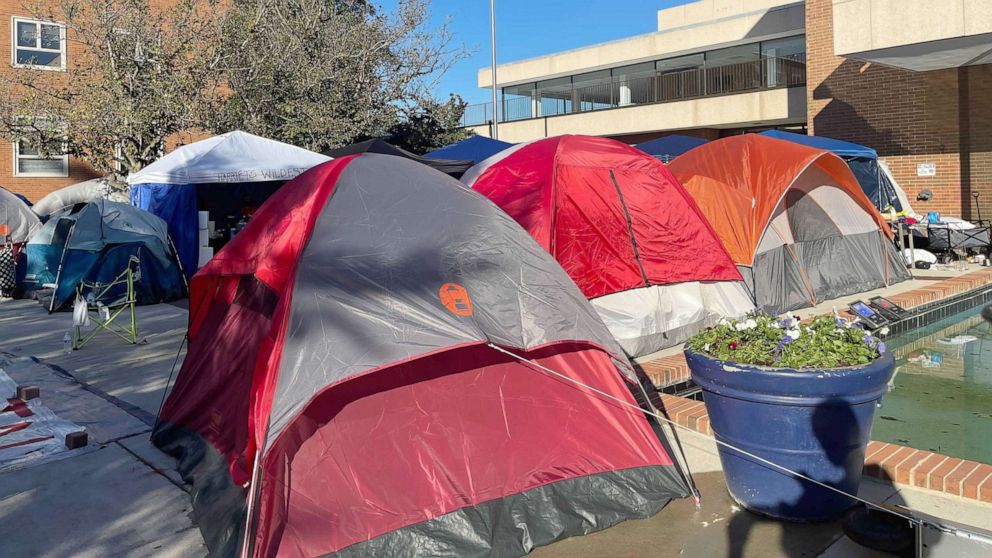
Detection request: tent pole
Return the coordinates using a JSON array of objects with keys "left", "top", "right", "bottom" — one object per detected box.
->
[
  {"left": 490, "top": 0, "right": 499, "bottom": 140},
  {"left": 49, "top": 223, "right": 76, "bottom": 314},
  {"left": 239, "top": 447, "right": 263, "bottom": 558}
]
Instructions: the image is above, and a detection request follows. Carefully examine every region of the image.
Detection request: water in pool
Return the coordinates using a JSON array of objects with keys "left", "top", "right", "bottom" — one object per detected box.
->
[{"left": 872, "top": 302, "right": 992, "bottom": 464}]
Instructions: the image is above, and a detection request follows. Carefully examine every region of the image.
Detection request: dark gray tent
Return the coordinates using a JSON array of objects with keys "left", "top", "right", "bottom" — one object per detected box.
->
[{"left": 322, "top": 139, "right": 474, "bottom": 177}]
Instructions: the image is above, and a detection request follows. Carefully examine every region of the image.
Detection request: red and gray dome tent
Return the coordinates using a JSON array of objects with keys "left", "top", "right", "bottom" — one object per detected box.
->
[
  {"left": 153, "top": 154, "right": 691, "bottom": 557},
  {"left": 462, "top": 135, "right": 753, "bottom": 357}
]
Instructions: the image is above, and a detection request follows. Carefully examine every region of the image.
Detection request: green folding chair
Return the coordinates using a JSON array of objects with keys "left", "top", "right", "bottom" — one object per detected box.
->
[{"left": 71, "top": 256, "right": 139, "bottom": 350}]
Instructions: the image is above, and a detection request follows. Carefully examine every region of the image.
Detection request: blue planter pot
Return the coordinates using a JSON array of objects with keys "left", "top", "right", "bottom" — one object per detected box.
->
[{"left": 685, "top": 349, "right": 895, "bottom": 522}]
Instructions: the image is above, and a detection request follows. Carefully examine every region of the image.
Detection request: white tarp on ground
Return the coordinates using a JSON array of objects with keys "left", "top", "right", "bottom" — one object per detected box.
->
[
  {"left": 31, "top": 178, "right": 129, "bottom": 218},
  {"left": 592, "top": 282, "right": 754, "bottom": 357},
  {"left": 0, "top": 365, "right": 84, "bottom": 473},
  {"left": 126, "top": 131, "right": 331, "bottom": 185}
]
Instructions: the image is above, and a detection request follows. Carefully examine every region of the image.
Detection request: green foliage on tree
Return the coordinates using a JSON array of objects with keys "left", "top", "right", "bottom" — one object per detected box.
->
[
  {"left": 385, "top": 94, "right": 469, "bottom": 154},
  {"left": 215, "top": 0, "right": 467, "bottom": 153}
]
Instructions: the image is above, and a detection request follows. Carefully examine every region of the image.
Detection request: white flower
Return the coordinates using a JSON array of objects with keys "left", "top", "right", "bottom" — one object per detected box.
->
[
  {"left": 718, "top": 318, "right": 731, "bottom": 326},
  {"left": 735, "top": 322, "right": 748, "bottom": 331},
  {"left": 745, "top": 319, "right": 757, "bottom": 330},
  {"left": 878, "top": 326, "right": 890, "bottom": 337},
  {"left": 786, "top": 329, "right": 801, "bottom": 340}
]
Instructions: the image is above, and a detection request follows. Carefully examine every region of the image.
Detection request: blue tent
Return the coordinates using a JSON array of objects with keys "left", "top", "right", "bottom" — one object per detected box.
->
[
  {"left": 635, "top": 135, "right": 708, "bottom": 162},
  {"left": 759, "top": 130, "right": 876, "bottom": 158},
  {"left": 424, "top": 135, "right": 513, "bottom": 164},
  {"left": 758, "top": 130, "right": 902, "bottom": 213},
  {"left": 23, "top": 200, "right": 187, "bottom": 312}
]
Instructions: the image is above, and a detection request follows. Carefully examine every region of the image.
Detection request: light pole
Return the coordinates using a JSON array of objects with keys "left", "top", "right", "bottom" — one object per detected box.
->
[{"left": 490, "top": 0, "right": 499, "bottom": 139}]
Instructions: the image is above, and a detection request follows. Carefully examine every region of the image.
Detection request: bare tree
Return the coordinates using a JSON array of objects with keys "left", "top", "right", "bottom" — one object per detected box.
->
[
  {"left": 0, "top": 0, "right": 225, "bottom": 180},
  {"left": 0, "top": 0, "right": 468, "bottom": 183},
  {"left": 216, "top": 0, "right": 467, "bottom": 152}
]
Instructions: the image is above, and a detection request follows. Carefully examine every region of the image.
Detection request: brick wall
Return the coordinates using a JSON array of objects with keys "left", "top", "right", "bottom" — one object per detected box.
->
[
  {"left": 0, "top": 1, "right": 101, "bottom": 202},
  {"left": 805, "top": 0, "right": 992, "bottom": 219}
]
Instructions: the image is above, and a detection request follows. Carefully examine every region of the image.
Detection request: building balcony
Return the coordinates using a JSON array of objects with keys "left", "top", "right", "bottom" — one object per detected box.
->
[{"left": 460, "top": 55, "right": 806, "bottom": 130}]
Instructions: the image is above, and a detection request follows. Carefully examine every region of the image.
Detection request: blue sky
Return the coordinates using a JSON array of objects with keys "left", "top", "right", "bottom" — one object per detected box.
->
[{"left": 412, "top": 0, "right": 690, "bottom": 105}]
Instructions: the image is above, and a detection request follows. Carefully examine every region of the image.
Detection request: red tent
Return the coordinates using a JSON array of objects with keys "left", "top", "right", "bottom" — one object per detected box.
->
[
  {"left": 153, "top": 153, "right": 691, "bottom": 557},
  {"left": 463, "top": 135, "right": 752, "bottom": 356}
]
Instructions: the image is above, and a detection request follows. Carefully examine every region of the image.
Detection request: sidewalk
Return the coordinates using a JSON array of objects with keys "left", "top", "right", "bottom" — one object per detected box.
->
[
  {"left": 0, "top": 298, "right": 206, "bottom": 557},
  {"left": 2, "top": 295, "right": 990, "bottom": 557}
]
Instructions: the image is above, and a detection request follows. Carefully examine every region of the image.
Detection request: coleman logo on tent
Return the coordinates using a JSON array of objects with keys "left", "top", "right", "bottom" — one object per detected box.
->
[{"left": 439, "top": 283, "right": 473, "bottom": 316}]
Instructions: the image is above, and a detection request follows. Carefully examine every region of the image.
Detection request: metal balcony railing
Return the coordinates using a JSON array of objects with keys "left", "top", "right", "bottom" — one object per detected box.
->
[{"left": 460, "top": 55, "right": 806, "bottom": 127}]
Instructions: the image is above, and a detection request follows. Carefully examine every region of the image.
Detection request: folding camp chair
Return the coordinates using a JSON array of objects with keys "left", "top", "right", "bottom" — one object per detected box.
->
[{"left": 71, "top": 256, "right": 139, "bottom": 350}]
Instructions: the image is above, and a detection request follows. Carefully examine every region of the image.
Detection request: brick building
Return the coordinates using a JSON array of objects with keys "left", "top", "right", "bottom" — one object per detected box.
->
[
  {"left": 0, "top": 2, "right": 100, "bottom": 202},
  {"left": 805, "top": 0, "right": 992, "bottom": 219},
  {"left": 464, "top": 0, "right": 992, "bottom": 220}
]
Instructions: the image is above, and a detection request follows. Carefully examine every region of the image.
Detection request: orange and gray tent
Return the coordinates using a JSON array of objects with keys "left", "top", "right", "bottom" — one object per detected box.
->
[
  {"left": 669, "top": 134, "right": 910, "bottom": 312},
  {"left": 152, "top": 154, "right": 691, "bottom": 557}
]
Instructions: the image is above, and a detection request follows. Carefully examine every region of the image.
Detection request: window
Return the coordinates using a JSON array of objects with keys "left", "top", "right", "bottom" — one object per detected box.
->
[
  {"left": 14, "top": 141, "right": 68, "bottom": 177},
  {"left": 13, "top": 118, "right": 68, "bottom": 177},
  {"left": 12, "top": 17, "right": 66, "bottom": 70},
  {"left": 761, "top": 36, "right": 806, "bottom": 61},
  {"left": 705, "top": 44, "right": 760, "bottom": 66}
]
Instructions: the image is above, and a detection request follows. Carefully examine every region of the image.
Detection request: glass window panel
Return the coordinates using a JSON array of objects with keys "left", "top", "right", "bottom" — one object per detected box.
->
[
  {"left": 502, "top": 83, "right": 535, "bottom": 98},
  {"left": 612, "top": 62, "right": 655, "bottom": 82},
  {"left": 656, "top": 53, "right": 704, "bottom": 73},
  {"left": 571, "top": 69, "right": 611, "bottom": 89},
  {"left": 18, "top": 158, "right": 64, "bottom": 175},
  {"left": 536, "top": 76, "right": 571, "bottom": 94},
  {"left": 706, "top": 43, "right": 760, "bottom": 66},
  {"left": 16, "top": 49, "right": 60, "bottom": 67},
  {"left": 17, "top": 143, "right": 40, "bottom": 156},
  {"left": 40, "top": 25, "right": 61, "bottom": 50},
  {"left": 761, "top": 35, "right": 806, "bottom": 60},
  {"left": 16, "top": 22, "right": 37, "bottom": 48}
]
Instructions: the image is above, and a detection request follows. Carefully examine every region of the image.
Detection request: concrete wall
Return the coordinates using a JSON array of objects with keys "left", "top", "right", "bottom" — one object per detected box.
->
[
  {"left": 832, "top": 0, "right": 992, "bottom": 56},
  {"left": 478, "top": 2, "right": 804, "bottom": 88},
  {"left": 658, "top": 0, "right": 801, "bottom": 31},
  {"left": 807, "top": 0, "right": 992, "bottom": 219},
  {"left": 467, "top": 86, "right": 806, "bottom": 144}
]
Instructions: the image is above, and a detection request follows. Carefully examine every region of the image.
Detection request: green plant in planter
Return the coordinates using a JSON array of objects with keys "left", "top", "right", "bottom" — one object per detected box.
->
[{"left": 686, "top": 312, "right": 888, "bottom": 369}]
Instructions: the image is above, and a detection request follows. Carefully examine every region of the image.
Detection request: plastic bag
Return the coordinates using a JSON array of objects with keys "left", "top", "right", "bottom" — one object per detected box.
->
[{"left": 72, "top": 297, "right": 89, "bottom": 327}]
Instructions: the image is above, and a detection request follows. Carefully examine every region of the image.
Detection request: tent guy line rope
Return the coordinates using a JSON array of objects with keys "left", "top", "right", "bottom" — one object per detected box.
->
[{"left": 484, "top": 343, "right": 921, "bottom": 526}]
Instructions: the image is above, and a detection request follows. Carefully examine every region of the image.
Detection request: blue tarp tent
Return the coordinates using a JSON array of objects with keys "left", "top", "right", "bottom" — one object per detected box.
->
[
  {"left": 22, "top": 200, "right": 186, "bottom": 312},
  {"left": 128, "top": 131, "right": 330, "bottom": 277},
  {"left": 758, "top": 130, "right": 906, "bottom": 215},
  {"left": 424, "top": 135, "right": 513, "bottom": 164},
  {"left": 635, "top": 135, "right": 708, "bottom": 162}
]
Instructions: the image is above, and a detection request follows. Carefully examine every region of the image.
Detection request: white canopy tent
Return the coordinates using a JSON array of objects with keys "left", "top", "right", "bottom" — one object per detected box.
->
[
  {"left": 127, "top": 131, "right": 331, "bottom": 276},
  {"left": 126, "top": 131, "right": 330, "bottom": 186}
]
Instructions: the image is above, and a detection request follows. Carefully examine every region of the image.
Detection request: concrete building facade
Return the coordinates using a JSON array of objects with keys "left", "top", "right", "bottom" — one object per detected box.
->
[{"left": 465, "top": 0, "right": 992, "bottom": 219}]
